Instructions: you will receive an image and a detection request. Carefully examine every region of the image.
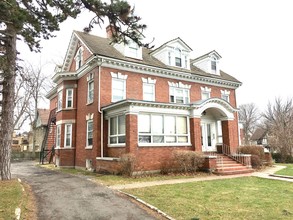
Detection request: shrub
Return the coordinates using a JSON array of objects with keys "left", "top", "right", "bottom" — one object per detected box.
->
[
  {"left": 119, "top": 153, "right": 136, "bottom": 176},
  {"left": 272, "top": 153, "right": 293, "bottom": 163},
  {"left": 251, "top": 155, "right": 262, "bottom": 169},
  {"left": 172, "top": 150, "right": 204, "bottom": 173}
]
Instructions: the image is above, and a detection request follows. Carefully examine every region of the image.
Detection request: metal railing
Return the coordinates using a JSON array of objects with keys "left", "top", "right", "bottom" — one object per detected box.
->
[{"left": 221, "top": 144, "right": 252, "bottom": 168}]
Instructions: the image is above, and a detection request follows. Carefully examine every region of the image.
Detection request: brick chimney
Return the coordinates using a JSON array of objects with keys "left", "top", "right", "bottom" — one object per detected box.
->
[{"left": 106, "top": 24, "right": 116, "bottom": 39}]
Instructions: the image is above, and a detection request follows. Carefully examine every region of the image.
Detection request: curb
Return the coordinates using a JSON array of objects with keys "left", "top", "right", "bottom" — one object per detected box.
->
[
  {"left": 269, "top": 174, "right": 293, "bottom": 180},
  {"left": 118, "top": 190, "right": 175, "bottom": 220}
]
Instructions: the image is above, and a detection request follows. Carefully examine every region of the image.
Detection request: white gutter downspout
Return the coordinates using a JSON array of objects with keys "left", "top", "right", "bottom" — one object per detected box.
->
[{"left": 97, "top": 58, "right": 104, "bottom": 158}]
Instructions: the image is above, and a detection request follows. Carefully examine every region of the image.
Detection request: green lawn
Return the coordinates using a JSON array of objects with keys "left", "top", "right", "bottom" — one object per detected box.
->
[
  {"left": 0, "top": 179, "right": 34, "bottom": 219},
  {"left": 275, "top": 163, "right": 293, "bottom": 176},
  {"left": 124, "top": 177, "right": 293, "bottom": 220}
]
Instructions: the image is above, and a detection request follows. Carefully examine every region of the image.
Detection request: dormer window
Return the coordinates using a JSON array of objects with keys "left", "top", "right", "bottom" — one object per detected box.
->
[
  {"left": 175, "top": 48, "right": 182, "bottom": 67},
  {"left": 123, "top": 40, "right": 142, "bottom": 59},
  {"left": 75, "top": 47, "right": 83, "bottom": 70},
  {"left": 211, "top": 57, "right": 217, "bottom": 74}
]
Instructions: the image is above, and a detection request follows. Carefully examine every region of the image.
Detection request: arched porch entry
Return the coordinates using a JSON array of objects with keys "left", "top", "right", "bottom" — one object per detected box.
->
[{"left": 191, "top": 98, "right": 238, "bottom": 152}]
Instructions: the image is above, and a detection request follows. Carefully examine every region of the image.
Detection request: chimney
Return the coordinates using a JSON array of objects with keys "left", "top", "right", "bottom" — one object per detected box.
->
[{"left": 106, "top": 24, "right": 116, "bottom": 39}]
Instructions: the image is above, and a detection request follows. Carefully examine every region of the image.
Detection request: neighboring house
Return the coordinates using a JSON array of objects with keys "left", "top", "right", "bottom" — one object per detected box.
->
[
  {"left": 12, "top": 132, "right": 29, "bottom": 152},
  {"left": 45, "top": 28, "right": 243, "bottom": 173},
  {"left": 250, "top": 128, "right": 268, "bottom": 147},
  {"left": 29, "top": 109, "right": 50, "bottom": 152}
]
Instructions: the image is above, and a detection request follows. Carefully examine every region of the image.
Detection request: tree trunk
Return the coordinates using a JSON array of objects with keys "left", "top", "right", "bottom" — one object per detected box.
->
[{"left": 0, "top": 24, "right": 17, "bottom": 180}]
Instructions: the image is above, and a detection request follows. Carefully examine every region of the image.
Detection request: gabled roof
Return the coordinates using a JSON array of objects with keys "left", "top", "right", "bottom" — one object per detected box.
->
[
  {"left": 150, "top": 37, "right": 193, "bottom": 55},
  {"left": 60, "top": 31, "right": 241, "bottom": 84},
  {"left": 37, "top": 109, "right": 50, "bottom": 126},
  {"left": 191, "top": 50, "right": 222, "bottom": 63}
]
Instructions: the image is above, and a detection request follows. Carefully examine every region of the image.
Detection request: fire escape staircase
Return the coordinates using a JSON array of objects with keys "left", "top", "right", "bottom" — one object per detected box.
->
[{"left": 39, "top": 108, "right": 57, "bottom": 164}]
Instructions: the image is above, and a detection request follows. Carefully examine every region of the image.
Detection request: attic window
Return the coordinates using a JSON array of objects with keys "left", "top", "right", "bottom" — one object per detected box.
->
[
  {"left": 211, "top": 57, "right": 217, "bottom": 74},
  {"left": 175, "top": 48, "right": 182, "bottom": 67},
  {"left": 75, "top": 47, "right": 83, "bottom": 70}
]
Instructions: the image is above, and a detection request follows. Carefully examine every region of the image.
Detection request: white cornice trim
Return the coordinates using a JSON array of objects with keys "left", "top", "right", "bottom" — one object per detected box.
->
[{"left": 95, "top": 56, "right": 241, "bottom": 89}]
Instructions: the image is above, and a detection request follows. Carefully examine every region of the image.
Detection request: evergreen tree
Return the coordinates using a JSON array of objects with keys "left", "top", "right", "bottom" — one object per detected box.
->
[{"left": 0, "top": 0, "right": 147, "bottom": 180}]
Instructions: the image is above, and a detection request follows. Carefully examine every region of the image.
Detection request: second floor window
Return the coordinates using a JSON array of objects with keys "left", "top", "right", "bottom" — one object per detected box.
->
[
  {"left": 221, "top": 90, "right": 230, "bottom": 102},
  {"left": 201, "top": 87, "right": 211, "bottom": 100},
  {"left": 57, "top": 91, "right": 62, "bottom": 111},
  {"left": 66, "top": 89, "right": 73, "bottom": 108},
  {"left": 112, "top": 78, "right": 126, "bottom": 102},
  {"left": 170, "top": 87, "right": 189, "bottom": 104},
  {"left": 87, "top": 81, "right": 94, "bottom": 104}
]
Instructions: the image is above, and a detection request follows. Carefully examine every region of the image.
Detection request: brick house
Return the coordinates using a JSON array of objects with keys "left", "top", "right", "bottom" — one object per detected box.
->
[{"left": 45, "top": 28, "right": 250, "bottom": 174}]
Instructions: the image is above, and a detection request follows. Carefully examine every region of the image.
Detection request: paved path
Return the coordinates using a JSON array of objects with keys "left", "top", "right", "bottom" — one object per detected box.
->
[
  {"left": 110, "top": 165, "right": 292, "bottom": 190},
  {"left": 11, "top": 161, "right": 159, "bottom": 220}
]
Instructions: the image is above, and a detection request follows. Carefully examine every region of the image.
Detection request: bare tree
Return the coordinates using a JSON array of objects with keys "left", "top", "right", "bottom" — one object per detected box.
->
[
  {"left": 239, "top": 103, "right": 260, "bottom": 145},
  {"left": 263, "top": 98, "right": 293, "bottom": 162}
]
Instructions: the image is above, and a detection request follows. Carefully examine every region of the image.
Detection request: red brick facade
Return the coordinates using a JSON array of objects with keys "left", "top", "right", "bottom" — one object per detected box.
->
[{"left": 46, "top": 31, "right": 242, "bottom": 173}]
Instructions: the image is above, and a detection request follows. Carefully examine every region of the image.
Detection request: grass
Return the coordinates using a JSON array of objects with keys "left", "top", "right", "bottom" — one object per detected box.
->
[
  {"left": 38, "top": 164, "right": 212, "bottom": 186},
  {"left": 0, "top": 179, "right": 35, "bottom": 220},
  {"left": 123, "top": 177, "right": 293, "bottom": 220},
  {"left": 275, "top": 163, "right": 293, "bottom": 176}
]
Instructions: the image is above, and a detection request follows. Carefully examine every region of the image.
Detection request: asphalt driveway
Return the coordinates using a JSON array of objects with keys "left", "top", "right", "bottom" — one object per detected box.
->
[{"left": 11, "top": 161, "right": 159, "bottom": 220}]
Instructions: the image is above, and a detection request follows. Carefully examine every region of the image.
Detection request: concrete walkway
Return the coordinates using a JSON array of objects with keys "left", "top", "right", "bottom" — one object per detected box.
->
[{"left": 110, "top": 165, "right": 292, "bottom": 190}]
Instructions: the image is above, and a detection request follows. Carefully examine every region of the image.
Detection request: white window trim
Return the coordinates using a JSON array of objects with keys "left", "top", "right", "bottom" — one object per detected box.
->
[
  {"left": 66, "top": 88, "right": 73, "bottom": 108},
  {"left": 56, "top": 125, "right": 61, "bottom": 149},
  {"left": 75, "top": 46, "right": 84, "bottom": 70},
  {"left": 108, "top": 115, "right": 126, "bottom": 147},
  {"left": 111, "top": 72, "right": 127, "bottom": 102},
  {"left": 64, "top": 124, "right": 72, "bottom": 148},
  {"left": 57, "top": 90, "right": 62, "bottom": 111},
  {"left": 87, "top": 80, "right": 94, "bottom": 104},
  {"left": 86, "top": 120, "right": 93, "bottom": 149},
  {"left": 138, "top": 114, "right": 191, "bottom": 147},
  {"left": 201, "top": 86, "right": 211, "bottom": 100},
  {"left": 168, "top": 81, "right": 191, "bottom": 104},
  {"left": 142, "top": 77, "right": 156, "bottom": 102},
  {"left": 221, "top": 89, "right": 230, "bottom": 102}
]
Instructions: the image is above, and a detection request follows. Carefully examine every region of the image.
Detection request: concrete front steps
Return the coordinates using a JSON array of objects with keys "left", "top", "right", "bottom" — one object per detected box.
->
[{"left": 214, "top": 154, "right": 254, "bottom": 175}]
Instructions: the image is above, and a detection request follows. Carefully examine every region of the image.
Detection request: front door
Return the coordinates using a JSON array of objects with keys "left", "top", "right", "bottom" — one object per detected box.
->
[{"left": 201, "top": 122, "right": 217, "bottom": 152}]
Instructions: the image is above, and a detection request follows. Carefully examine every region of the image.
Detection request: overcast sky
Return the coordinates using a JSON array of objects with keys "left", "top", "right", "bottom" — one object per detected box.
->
[{"left": 18, "top": 0, "right": 293, "bottom": 111}]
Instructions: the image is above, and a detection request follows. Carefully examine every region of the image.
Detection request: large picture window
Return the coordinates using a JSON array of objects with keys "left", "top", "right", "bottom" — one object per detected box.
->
[
  {"left": 138, "top": 114, "right": 189, "bottom": 144},
  {"left": 109, "top": 115, "right": 125, "bottom": 145}
]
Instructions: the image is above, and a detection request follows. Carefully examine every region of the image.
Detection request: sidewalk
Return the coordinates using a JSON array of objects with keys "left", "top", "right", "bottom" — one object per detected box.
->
[{"left": 110, "top": 165, "right": 291, "bottom": 190}]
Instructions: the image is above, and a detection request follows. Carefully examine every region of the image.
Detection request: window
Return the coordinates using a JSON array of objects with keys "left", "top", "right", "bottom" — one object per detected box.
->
[
  {"left": 109, "top": 115, "right": 125, "bottom": 145},
  {"left": 128, "top": 41, "right": 139, "bottom": 57},
  {"left": 142, "top": 77, "right": 156, "bottom": 101},
  {"left": 87, "top": 81, "right": 94, "bottom": 103},
  {"left": 201, "top": 87, "right": 211, "bottom": 100},
  {"left": 75, "top": 47, "right": 83, "bottom": 70},
  {"left": 112, "top": 79, "right": 126, "bottom": 102},
  {"left": 211, "top": 57, "right": 218, "bottom": 74},
  {"left": 170, "top": 87, "right": 189, "bottom": 104},
  {"left": 86, "top": 120, "right": 93, "bottom": 147},
  {"left": 221, "top": 90, "right": 230, "bottom": 102},
  {"left": 168, "top": 52, "right": 171, "bottom": 65},
  {"left": 66, "top": 89, "right": 73, "bottom": 108},
  {"left": 56, "top": 125, "right": 61, "bottom": 148},
  {"left": 57, "top": 91, "right": 62, "bottom": 111},
  {"left": 138, "top": 114, "right": 189, "bottom": 144},
  {"left": 64, "top": 124, "right": 72, "bottom": 148},
  {"left": 111, "top": 72, "right": 127, "bottom": 102},
  {"left": 175, "top": 48, "right": 182, "bottom": 67}
]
